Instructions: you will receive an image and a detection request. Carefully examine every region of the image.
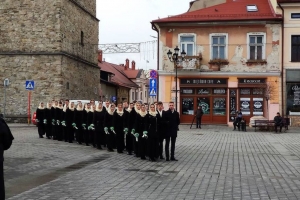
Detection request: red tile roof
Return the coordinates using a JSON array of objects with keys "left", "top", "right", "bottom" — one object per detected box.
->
[
  {"left": 99, "top": 62, "right": 138, "bottom": 89},
  {"left": 152, "top": 0, "right": 281, "bottom": 23},
  {"left": 123, "top": 69, "right": 143, "bottom": 79}
]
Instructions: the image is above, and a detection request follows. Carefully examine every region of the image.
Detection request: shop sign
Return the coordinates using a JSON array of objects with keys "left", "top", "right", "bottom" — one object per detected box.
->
[
  {"left": 239, "top": 78, "right": 265, "bottom": 84},
  {"left": 240, "top": 97, "right": 250, "bottom": 115},
  {"left": 253, "top": 98, "right": 264, "bottom": 116},
  {"left": 181, "top": 78, "right": 227, "bottom": 85},
  {"left": 230, "top": 97, "right": 236, "bottom": 115},
  {"left": 181, "top": 88, "right": 194, "bottom": 94},
  {"left": 213, "top": 88, "right": 226, "bottom": 94},
  {"left": 197, "top": 88, "right": 210, "bottom": 94}
]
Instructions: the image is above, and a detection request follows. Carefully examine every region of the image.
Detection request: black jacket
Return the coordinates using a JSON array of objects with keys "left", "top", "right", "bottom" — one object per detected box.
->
[
  {"left": 165, "top": 109, "right": 180, "bottom": 137},
  {"left": 156, "top": 110, "right": 167, "bottom": 139}
]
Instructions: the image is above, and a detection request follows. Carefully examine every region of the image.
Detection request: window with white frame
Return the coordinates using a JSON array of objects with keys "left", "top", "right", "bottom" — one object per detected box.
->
[
  {"left": 179, "top": 34, "right": 196, "bottom": 56},
  {"left": 247, "top": 33, "right": 266, "bottom": 60},
  {"left": 210, "top": 33, "right": 228, "bottom": 59}
]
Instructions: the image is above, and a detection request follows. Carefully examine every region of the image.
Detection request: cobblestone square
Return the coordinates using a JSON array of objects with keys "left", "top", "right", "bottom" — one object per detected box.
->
[{"left": 4, "top": 124, "right": 300, "bottom": 200}]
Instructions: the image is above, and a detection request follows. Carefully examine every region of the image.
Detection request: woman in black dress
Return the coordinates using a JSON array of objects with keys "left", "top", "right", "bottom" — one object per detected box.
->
[
  {"left": 94, "top": 102, "right": 106, "bottom": 149},
  {"left": 113, "top": 103, "right": 128, "bottom": 153},
  {"left": 104, "top": 104, "right": 116, "bottom": 152},
  {"left": 134, "top": 104, "right": 148, "bottom": 160},
  {"left": 147, "top": 104, "right": 159, "bottom": 161},
  {"left": 36, "top": 102, "right": 45, "bottom": 138},
  {"left": 44, "top": 102, "right": 52, "bottom": 139},
  {"left": 74, "top": 102, "right": 84, "bottom": 144}
]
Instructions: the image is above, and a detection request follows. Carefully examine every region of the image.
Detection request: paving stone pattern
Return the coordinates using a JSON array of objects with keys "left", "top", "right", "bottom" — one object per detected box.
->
[{"left": 4, "top": 125, "right": 300, "bottom": 200}]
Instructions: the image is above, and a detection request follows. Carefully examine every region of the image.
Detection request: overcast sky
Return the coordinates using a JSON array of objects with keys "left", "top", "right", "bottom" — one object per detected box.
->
[{"left": 96, "top": 0, "right": 191, "bottom": 70}]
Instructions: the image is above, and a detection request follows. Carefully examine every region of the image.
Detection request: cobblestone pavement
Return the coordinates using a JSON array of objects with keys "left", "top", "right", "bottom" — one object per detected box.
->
[{"left": 4, "top": 124, "right": 300, "bottom": 200}]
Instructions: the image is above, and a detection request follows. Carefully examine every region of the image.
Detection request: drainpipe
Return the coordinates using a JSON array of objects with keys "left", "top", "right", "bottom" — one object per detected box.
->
[
  {"left": 278, "top": 3, "right": 285, "bottom": 116},
  {"left": 151, "top": 23, "right": 159, "bottom": 101}
]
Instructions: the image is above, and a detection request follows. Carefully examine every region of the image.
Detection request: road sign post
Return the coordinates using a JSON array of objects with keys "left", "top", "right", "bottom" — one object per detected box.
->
[
  {"left": 149, "top": 78, "right": 157, "bottom": 97},
  {"left": 25, "top": 80, "right": 34, "bottom": 125}
]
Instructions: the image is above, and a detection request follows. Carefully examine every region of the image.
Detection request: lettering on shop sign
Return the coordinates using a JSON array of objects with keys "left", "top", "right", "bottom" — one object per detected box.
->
[
  {"left": 198, "top": 88, "right": 210, "bottom": 94},
  {"left": 181, "top": 78, "right": 227, "bottom": 85},
  {"left": 181, "top": 88, "right": 194, "bottom": 94},
  {"left": 238, "top": 79, "right": 266, "bottom": 84},
  {"left": 213, "top": 88, "right": 226, "bottom": 94}
]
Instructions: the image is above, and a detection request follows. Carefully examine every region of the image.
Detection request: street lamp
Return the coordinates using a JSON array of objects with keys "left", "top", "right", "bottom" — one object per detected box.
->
[{"left": 167, "top": 46, "right": 186, "bottom": 111}]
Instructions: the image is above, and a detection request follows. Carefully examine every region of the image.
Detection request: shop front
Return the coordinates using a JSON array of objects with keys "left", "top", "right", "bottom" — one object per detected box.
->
[
  {"left": 179, "top": 77, "right": 271, "bottom": 124},
  {"left": 180, "top": 78, "right": 228, "bottom": 124}
]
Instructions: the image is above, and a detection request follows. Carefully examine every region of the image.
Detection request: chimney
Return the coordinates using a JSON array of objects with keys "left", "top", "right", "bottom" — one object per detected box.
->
[
  {"left": 132, "top": 60, "right": 136, "bottom": 70},
  {"left": 98, "top": 50, "right": 103, "bottom": 63},
  {"left": 125, "top": 59, "right": 129, "bottom": 70}
]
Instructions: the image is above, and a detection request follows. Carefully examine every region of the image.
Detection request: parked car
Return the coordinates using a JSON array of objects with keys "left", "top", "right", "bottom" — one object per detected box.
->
[{"left": 32, "top": 112, "right": 37, "bottom": 126}]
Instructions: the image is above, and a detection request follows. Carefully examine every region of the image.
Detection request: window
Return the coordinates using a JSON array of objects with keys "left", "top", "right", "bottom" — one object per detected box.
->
[
  {"left": 182, "top": 98, "right": 194, "bottom": 115},
  {"left": 210, "top": 33, "right": 228, "bottom": 59},
  {"left": 291, "top": 13, "right": 300, "bottom": 19},
  {"left": 80, "top": 31, "right": 84, "bottom": 46},
  {"left": 179, "top": 33, "right": 196, "bottom": 56},
  {"left": 292, "top": 35, "right": 300, "bottom": 62},
  {"left": 247, "top": 5, "right": 258, "bottom": 12},
  {"left": 132, "top": 91, "right": 134, "bottom": 100},
  {"left": 247, "top": 33, "right": 266, "bottom": 60}
]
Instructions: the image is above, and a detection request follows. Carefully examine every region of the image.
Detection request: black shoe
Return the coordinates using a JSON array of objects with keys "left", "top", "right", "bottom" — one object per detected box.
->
[
  {"left": 86, "top": 144, "right": 90, "bottom": 146},
  {"left": 160, "top": 155, "right": 164, "bottom": 159},
  {"left": 97, "top": 147, "right": 103, "bottom": 150},
  {"left": 199, "top": 126, "right": 201, "bottom": 129},
  {"left": 117, "top": 151, "right": 123, "bottom": 154},
  {"left": 127, "top": 152, "right": 133, "bottom": 155},
  {"left": 141, "top": 157, "right": 146, "bottom": 160},
  {"left": 47, "top": 136, "right": 51, "bottom": 139},
  {"left": 171, "top": 157, "right": 178, "bottom": 161},
  {"left": 39, "top": 136, "right": 44, "bottom": 138},
  {"left": 107, "top": 148, "right": 114, "bottom": 152},
  {"left": 166, "top": 158, "right": 170, "bottom": 161}
]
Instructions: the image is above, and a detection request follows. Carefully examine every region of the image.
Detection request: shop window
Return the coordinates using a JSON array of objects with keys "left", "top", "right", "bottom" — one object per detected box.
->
[
  {"left": 179, "top": 34, "right": 196, "bottom": 56},
  {"left": 253, "top": 97, "right": 264, "bottom": 116},
  {"left": 213, "top": 88, "right": 226, "bottom": 95},
  {"left": 210, "top": 33, "right": 228, "bottom": 59},
  {"left": 180, "top": 88, "right": 194, "bottom": 95},
  {"left": 197, "top": 97, "right": 210, "bottom": 114},
  {"left": 291, "top": 35, "right": 300, "bottom": 62},
  {"left": 247, "top": 33, "right": 266, "bottom": 60},
  {"left": 286, "top": 83, "right": 300, "bottom": 114},
  {"left": 229, "top": 89, "right": 237, "bottom": 121},
  {"left": 253, "top": 88, "right": 264, "bottom": 95},
  {"left": 291, "top": 13, "right": 300, "bottom": 19},
  {"left": 213, "top": 98, "right": 226, "bottom": 116},
  {"left": 240, "top": 88, "right": 251, "bottom": 95},
  {"left": 240, "top": 97, "right": 250, "bottom": 115},
  {"left": 182, "top": 98, "right": 194, "bottom": 115}
]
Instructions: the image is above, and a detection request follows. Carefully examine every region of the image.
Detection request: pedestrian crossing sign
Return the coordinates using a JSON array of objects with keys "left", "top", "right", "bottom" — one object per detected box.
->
[{"left": 25, "top": 80, "right": 35, "bottom": 90}]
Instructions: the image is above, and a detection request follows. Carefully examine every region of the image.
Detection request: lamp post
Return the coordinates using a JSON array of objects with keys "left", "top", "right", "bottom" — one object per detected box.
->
[{"left": 167, "top": 46, "right": 186, "bottom": 111}]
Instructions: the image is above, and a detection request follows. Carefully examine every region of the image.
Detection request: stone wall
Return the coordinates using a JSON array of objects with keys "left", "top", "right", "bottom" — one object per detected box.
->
[
  {"left": 61, "top": 0, "right": 99, "bottom": 64},
  {"left": 72, "top": 0, "right": 96, "bottom": 16},
  {"left": 0, "top": 0, "right": 61, "bottom": 52},
  {"left": 289, "top": 115, "right": 300, "bottom": 127},
  {"left": 0, "top": 55, "right": 100, "bottom": 116}
]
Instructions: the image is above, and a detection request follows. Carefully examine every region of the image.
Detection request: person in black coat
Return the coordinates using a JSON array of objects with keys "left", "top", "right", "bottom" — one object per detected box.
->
[
  {"left": 165, "top": 102, "right": 180, "bottom": 161},
  {"left": 44, "top": 102, "right": 52, "bottom": 139},
  {"left": 156, "top": 101, "right": 167, "bottom": 159},
  {"left": 134, "top": 104, "right": 148, "bottom": 160},
  {"left": 36, "top": 102, "right": 46, "bottom": 138},
  {"left": 55, "top": 102, "right": 64, "bottom": 141},
  {"left": 195, "top": 106, "right": 203, "bottom": 128},
  {"left": 130, "top": 102, "right": 141, "bottom": 157},
  {"left": 74, "top": 102, "right": 84, "bottom": 144},
  {"left": 65, "top": 102, "right": 75, "bottom": 143},
  {"left": 113, "top": 103, "right": 128, "bottom": 153},
  {"left": 94, "top": 102, "right": 106, "bottom": 149},
  {"left": 147, "top": 104, "right": 159, "bottom": 161},
  {"left": 0, "top": 117, "right": 14, "bottom": 200},
  {"left": 124, "top": 102, "right": 134, "bottom": 155},
  {"left": 50, "top": 100, "right": 58, "bottom": 140},
  {"left": 87, "top": 104, "right": 96, "bottom": 147},
  {"left": 62, "top": 100, "right": 69, "bottom": 142},
  {"left": 104, "top": 104, "right": 116, "bottom": 152}
]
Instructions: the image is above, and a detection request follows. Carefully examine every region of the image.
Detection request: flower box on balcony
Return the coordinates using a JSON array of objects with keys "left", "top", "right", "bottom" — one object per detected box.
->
[
  {"left": 246, "top": 59, "right": 267, "bottom": 66},
  {"left": 208, "top": 59, "right": 229, "bottom": 65}
]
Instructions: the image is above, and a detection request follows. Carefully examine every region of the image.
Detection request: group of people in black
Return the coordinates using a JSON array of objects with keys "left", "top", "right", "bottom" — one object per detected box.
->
[{"left": 35, "top": 99, "right": 180, "bottom": 162}]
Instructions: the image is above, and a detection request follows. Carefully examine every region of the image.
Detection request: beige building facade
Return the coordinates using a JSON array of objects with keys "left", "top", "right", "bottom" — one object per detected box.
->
[
  {"left": 277, "top": 0, "right": 300, "bottom": 126},
  {"left": 0, "top": 0, "right": 99, "bottom": 121},
  {"left": 152, "top": 0, "right": 283, "bottom": 125}
]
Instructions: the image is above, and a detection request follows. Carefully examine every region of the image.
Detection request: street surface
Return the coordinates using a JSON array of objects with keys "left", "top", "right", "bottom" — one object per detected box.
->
[{"left": 4, "top": 124, "right": 300, "bottom": 200}]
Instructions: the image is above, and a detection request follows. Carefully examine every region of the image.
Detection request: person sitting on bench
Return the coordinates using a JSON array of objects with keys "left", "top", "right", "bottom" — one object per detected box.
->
[
  {"left": 233, "top": 110, "right": 242, "bottom": 131},
  {"left": 274, "top": 112, "right": 283, "bottom": 133}
]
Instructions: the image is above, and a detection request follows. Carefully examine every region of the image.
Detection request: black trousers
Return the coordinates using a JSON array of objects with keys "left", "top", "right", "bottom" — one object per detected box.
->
[
  {"left": 75, "top": 128, "right": 83, "bottom": 144},
  {"left": 126, "top": 131, "right": 133, "bottom": 153},
  {"left": 116, "top": 131, "right": 125, "bottom": 153},
  {"left": 45, "top": 124, "right": 52, "bottom": 138},
  {"left": 106, "top": 131, "right": 115, "bottom": 150},
  {"left": 37, "top": 123, "right": 45, "bottom": 137},
  {"left": 233, "top": 118, "right": 241, "bottom": 130},
  {"left": 165, "top": 136, "right": 176, "bottom": 159},
  {"left": 275, "top": 124, "right": 283, "bottom": 132},
  {"left": 0, "top": 159, "right": 4, "bottom": 200},
  {"left": 196, "top": 117, "right": 202, "bottom": 128},
  {"left": 158, "top": 137, "right": 164, "bottom": 157}
]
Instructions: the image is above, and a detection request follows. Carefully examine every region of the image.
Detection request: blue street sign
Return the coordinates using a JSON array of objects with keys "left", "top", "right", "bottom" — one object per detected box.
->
[
  {"left": 149, "top": 78, "right": 157, "bottom": 97},
  {"left": 149, "top": 88, "right": 157, "bottom": 96},
  {"left": 25, "top": 80, "right": 35, "bottom": 90},
  {"left": 149, "top": 79, "right": 157, "bottom": 88},
  {"left": 150, "top": 70, "right": 157, "bottom": 79}
]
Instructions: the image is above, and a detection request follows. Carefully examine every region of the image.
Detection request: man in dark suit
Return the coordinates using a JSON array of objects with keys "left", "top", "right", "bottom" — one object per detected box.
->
[
  {"left": 156, "top": 101, "right": 166, "bottom": 159},
  {"left": 165, "top": 102, "right": 180, "bottom": 161}
]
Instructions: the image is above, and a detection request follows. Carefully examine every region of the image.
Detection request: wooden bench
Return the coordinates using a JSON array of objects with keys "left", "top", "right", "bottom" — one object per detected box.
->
[
  {"left": 254, "top": 120, "right": 275, "bottom": 132},
  {"left": 254, "top": 118, "right": 290, "bottom": 132}
]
